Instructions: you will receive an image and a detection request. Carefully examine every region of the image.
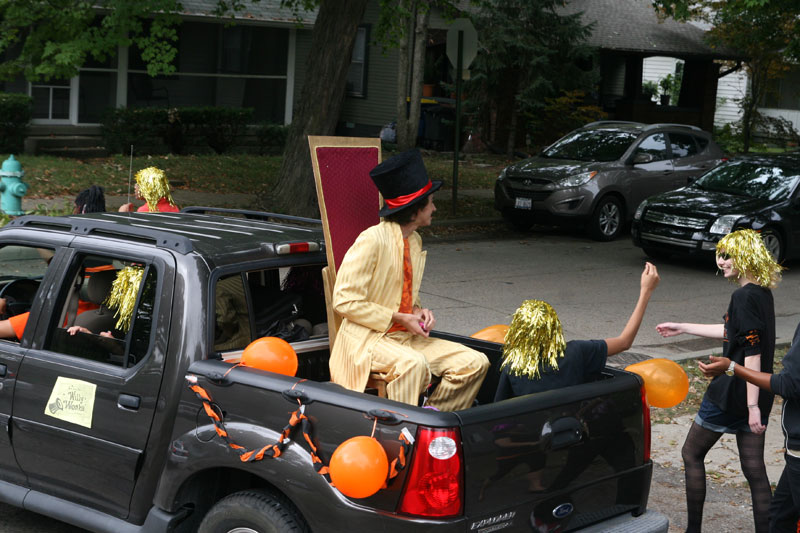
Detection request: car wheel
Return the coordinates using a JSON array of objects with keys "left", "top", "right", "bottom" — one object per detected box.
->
[
  {"left": 588, "top": 196, "right": 623, "bottom": 241},
  {"left": 642, "top": 246, "right": 672, "bottom": 261},
  {"left": 504, "top": 210, "right": 535, "bottom": 231},
  {"left": 761, "top": 228, "right": 785, "bottom": 263},
  {"left": 198, "top": 490, "right": 309, "bottom": 533}
]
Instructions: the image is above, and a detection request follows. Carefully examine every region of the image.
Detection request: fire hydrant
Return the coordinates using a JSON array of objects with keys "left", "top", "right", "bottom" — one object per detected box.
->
[{"left": 0, "top": 155, "right": 28, "bottom": 216}]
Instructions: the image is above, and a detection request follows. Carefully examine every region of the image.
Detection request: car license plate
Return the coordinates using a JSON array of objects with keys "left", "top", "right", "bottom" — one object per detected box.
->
[{"left": 515, "top": 197, "right": 532, "bottom": 210}]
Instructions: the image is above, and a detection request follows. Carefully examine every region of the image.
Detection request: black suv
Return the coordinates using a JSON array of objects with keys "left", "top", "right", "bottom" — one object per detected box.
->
[{"left": 494, "top": 121, "right": 725, "bottom": 240}]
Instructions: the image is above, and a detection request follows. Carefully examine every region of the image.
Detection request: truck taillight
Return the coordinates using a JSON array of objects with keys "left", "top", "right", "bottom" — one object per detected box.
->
[
  {"left": 398, "top": 427, "right": 463, "bottom": 517},
  {"left": 641, "top": 385, "right": 651, "bottom": 462}
]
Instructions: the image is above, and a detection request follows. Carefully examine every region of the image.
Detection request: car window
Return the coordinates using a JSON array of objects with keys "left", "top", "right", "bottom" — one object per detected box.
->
[
  {"left": 541, "top": 130, "right": 638, "bottom": 162},
  {"left": 695, "top": 136, "right": 709, "bottom": 151},
  {"left": 44, "top": 254, "right": 157, "bottom": 368},
  {"left": 0, "top": 245, "right": 55, "bottom": 343},
  {"left": 669, "top": 133, "right": 698, "bottom": 158},
  {"left": 213, "top": 263, "right": 328, "bottom": 355},
  {"left": 633, "top": 133, "right": 668, "bottom": 162},
  {"left": 694, "top": 160, "right": 800, "bottom": 200}
]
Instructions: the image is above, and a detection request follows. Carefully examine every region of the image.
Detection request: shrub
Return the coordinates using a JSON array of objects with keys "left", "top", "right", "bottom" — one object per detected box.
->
[
  {"left": 101, "top": 106, "right": 254, "bottom": 155},
  {"left": 256, "top": 122, "right": 289, "bottom": 154},
  {"left": 527, "top": 90, "right": 607, "bottom": 148},
  {"left": 184, "top": 107, "right": 254, "bottom": 154},
  {"left": 713, "top": 123, "right": 745, "bottom": 155},
  {"left": 101, "top": 107, "right": 168, "bottom": 155},
  {"left": 0, "top": 93, "right": 32, "bottom": 154}
]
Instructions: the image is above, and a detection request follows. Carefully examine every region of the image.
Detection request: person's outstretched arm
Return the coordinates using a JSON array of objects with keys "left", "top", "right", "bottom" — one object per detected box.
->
[
  {"left": 656, "top": 322, "right": 725, "bottom": 339},
  {"left": 605, "top": 262, "right": 660, "bottom": 356},
  {"left": 700, "top": 355, "right": 773, "bottom": 391}
]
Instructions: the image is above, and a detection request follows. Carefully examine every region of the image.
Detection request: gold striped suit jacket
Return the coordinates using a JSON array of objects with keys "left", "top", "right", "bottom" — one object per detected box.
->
[{"left": 330, "top": 221, "right": 426, "bottom": 392}]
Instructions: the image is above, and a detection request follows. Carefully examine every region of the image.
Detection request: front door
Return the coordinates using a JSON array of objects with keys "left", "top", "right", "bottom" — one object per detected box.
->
[
  {"left": 0, "top": 243, "right": 60, "bottom": 489},
  {"left": 12, "top": 246, "right": 173, "bottom": 519}
]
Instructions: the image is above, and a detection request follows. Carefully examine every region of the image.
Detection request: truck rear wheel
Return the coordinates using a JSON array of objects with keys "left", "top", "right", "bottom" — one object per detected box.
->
[{"left": 198, "top": 489, "right": 309, "bottom": 533}]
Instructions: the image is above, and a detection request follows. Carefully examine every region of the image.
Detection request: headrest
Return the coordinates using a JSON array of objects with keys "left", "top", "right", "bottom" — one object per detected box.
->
[{"left": 85, "top": 270, "right": 118, "bottom": 305}]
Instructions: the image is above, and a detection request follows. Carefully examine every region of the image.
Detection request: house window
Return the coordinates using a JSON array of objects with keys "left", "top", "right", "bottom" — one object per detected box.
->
[
  {"left": 346, "top": 26, "right": 369, "bottom": 97},
  {"left": 31, "top": 79, "right": 70, "bottom": 120},
  {"left": 126, "top": 22, "right": 290, "bottom": 123}
]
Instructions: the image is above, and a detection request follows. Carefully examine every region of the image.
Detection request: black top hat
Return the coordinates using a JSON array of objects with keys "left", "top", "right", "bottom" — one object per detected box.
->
[{"left": 370, "top": 149, "right": 442, "bottom": 217}]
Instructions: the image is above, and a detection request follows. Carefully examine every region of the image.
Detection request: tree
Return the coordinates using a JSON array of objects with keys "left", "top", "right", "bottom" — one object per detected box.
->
[
  {"left": 652, "top": 0, "right": 800, "bottom": 152},
  {"left": 467, "top": 0, "right": 596, "bottom": 154},
  {"left": 267, "top": 0, "right": 369, "bottom": 217}
]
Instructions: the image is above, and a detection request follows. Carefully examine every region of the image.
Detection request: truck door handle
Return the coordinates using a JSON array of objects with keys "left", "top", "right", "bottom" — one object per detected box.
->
[
  {"left": 118, "top": 393, "right": 141, "bottom": 411},
  {"left": 546, "top": 417, "right": 583, "bottom": 451},
  {"left": 0, "top": 364, "right": 6, "bottom": 378}
]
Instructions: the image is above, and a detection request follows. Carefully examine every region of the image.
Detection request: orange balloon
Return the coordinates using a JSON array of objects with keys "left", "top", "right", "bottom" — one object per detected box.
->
[
  {"left": 329, "top": 436, "right": 389, "bottom": 499},
  {"left": 240, "top": 337, "right": 298, "bottom": 376},
  {"left": 625, "top": 358, "right": 689, "bottom": 408},
  {"left": 471, "top": 324, "right": 509, "bottom": 344}
]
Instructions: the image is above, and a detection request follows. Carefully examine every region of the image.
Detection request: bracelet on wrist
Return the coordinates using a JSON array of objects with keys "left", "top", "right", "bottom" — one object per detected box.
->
[{"left": 747, "top": 404, "right": 759, "bottom": 408}]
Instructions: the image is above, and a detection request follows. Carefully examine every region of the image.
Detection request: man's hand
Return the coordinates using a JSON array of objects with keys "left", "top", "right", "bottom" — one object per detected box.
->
[
  {"left": 67, "top": 325, "right": 91, "bottom": 336},
  {"left": 698, "top": 355, "right": 730, "bottom": 378},
  {"left": 413, "top": 306, "right": 436, "bottom": 333},
  {"left": 118, "top": 203, "right": 134, "bottom": 212},
  {"left": 392, "top": 312, "right": 430, "bottom": 337},
  {"left": 641, "top": 262, "right": 660, "bottom": 293}
]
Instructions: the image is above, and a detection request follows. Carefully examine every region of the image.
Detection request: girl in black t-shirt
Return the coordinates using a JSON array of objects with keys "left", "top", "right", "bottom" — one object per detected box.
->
[{"left": 656, "top": 229, "right": 783, "bottom": 533}]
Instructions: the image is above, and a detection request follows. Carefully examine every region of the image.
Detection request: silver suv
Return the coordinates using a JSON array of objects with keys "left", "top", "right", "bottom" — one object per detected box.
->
[{"left": 493, "top": 121, "right": 726, "bottom": 240}]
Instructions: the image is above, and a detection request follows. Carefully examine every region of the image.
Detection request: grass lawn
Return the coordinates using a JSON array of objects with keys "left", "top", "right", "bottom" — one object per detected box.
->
[
  {"left": 11, "top": 151, "right": 512, "bottom": 220},
  {"left": 650, "top": 347, "right": 787, "bottom": 424}
]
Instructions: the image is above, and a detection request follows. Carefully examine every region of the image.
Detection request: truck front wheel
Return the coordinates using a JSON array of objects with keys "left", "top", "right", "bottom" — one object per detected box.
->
[{"left": 198, "top": 489, "right": 309, "bottom": 533}]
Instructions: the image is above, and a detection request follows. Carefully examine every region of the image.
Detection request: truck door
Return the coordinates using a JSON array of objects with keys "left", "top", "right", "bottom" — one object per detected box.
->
[
  {"left": 11, "top": 247, "right": 174, "bottom": 519},
  {"left": 0, "top": 243, "right": 61, "bottom": 489}
]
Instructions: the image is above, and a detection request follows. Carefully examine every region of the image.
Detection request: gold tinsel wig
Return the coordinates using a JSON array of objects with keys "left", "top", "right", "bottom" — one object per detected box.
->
[
  {"left": 135, "top": 167, "right": 176, "bottom": 212},
  {"left": 716, "top": 229, "right": 783, "bottom": 288},
  {"left": 501, "top": 300, "right": 566, "bottom": 379},
  {"left": 104, "top": 266, "right": 145, "bottom": 332}
]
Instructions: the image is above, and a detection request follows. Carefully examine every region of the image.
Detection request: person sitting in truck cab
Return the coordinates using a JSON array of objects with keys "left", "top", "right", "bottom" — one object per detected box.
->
[
  {"left": 330, "top": 149, "right": 490, "bottom": 411},
  {"left": 118, "top": 167, "right": 180, "bottom": 213},
  {"left": 494, "top": 262, "right": 660, "bottom": 401}
]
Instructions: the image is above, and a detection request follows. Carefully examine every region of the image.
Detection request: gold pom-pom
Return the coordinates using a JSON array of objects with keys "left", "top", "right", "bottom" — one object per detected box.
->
[
  {"left": 716, "top": 229, "right": 783, "bottom": 288},
  {"left": 104, "top": 266, "right": 145, "bottom": 332},
  {"left": 135, "top": 167, "right": 176, "bottom": 212},
  {"left": 501, "top": 300, "right": 566, "bottom": 379}
]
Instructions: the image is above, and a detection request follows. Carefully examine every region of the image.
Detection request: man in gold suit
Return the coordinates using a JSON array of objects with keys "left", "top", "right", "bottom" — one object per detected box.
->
[{"left": 329, "top": 149, "right": 489, "bottom": 411}]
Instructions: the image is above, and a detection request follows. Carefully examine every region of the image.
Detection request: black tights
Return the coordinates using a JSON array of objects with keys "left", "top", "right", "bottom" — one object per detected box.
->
[{"left": 681, "top": 421, "right": 771, "bottom": 532}]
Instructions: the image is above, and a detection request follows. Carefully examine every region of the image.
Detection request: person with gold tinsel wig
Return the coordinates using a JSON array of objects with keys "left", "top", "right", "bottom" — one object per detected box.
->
[
  {"left": 494, "top": 262, "right": 659, "bottom": 402},
  {"left": 656, "top": 228, "right": 783, "bottom": 533},
  {"left": 118, "top": 167, "right": 179, "bottom": 213}
]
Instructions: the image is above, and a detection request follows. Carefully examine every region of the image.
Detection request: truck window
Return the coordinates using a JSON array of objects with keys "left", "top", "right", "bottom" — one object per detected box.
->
[
  {"left": 0, "top": 245, "right": 55, "bottom": 342},
  {"left": 213, "top": 263, "right": 328, "bottom": 355},
  {"left": 44, "top": 254, "right": 158, "bottom": 368}
]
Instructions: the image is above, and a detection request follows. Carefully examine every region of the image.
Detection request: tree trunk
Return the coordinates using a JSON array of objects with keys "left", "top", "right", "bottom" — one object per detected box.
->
[
  {"left": 261, "top": 0, "right": 369, "bottom": 217},
  {"left": 395, "top": 15, "right": 412, "bottom": 150},
  {"left": 396, "top": 1, "right": 430, "bottom": 152}
]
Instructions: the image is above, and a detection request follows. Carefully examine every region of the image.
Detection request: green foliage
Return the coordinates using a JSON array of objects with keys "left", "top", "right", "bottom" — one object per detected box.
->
[
  {"left": 101, "top": 107, "right": 254, "bottom": 155},
  {"left": 0, "top": 92, "right": 32, "bottom": 154},
  {"left": 642, "top": 80, "right": 659, "bottom": 100},
  {"left": 467, "top": 0, "right": 597, "bottom": 151},
  {"left": 527, "top": 91, "right": 607, "bottom": 147},
  {"left": 713, "top": 123, "right": 745, "bottom": 154},
  {"left": 0, "top": 1, "right": 319, "bottom": 81},
  {"left": 256, "top": 123, "right": 289, "bottom": 154}
]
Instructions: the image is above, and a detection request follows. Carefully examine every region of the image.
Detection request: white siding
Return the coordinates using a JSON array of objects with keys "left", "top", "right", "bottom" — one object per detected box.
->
[{"left": 715, "top": 69, "right": 747, "bottom": 127}]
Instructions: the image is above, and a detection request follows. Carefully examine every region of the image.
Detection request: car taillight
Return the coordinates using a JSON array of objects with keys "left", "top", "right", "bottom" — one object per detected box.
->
[
  {"left": 641, "top": 385, "right": 651, "bottom": 462},
  {"left": 398, "top": 427, "right": 463, "bottom": 517}
]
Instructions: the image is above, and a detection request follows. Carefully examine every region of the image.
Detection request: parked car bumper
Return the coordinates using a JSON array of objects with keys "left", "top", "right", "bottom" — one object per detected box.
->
[
  {"left": 494, "top": 179, "right": 594, "bottom": 222},
  {"left": 631, "top": 220, "right": 721, "bottom": 256}
]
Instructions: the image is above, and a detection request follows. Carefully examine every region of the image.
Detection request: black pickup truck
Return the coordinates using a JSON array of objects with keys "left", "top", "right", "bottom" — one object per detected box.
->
[{"left": 0, "top": 209, "right": 668, "bottom": 533}]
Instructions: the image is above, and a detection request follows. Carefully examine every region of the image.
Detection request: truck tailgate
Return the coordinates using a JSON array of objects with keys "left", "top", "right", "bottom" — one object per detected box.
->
[{"left": 457, "top": 369, "right": 651, "bottom": 532}]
